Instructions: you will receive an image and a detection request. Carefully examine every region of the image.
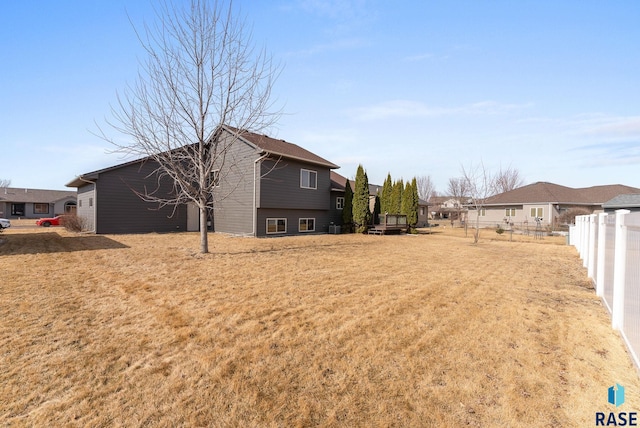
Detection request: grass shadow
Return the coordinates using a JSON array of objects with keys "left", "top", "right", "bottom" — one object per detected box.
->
[{"left": 0, "top": 232, "right": 129, "bottom": 255}]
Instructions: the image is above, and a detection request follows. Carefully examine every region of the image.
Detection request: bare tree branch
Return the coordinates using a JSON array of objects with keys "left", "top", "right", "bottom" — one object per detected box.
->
[
  {"left": 97, "top": 0, "right": 282, "bottom": 253},
  {"left": 460, "top": 161, "right": 497, "bottom": 243},
  {"left": 416, "top": 175, "right": 436, "bottom": 202},
  {"left": 494, "top": 165, "right": 525, "bottom": 194}
]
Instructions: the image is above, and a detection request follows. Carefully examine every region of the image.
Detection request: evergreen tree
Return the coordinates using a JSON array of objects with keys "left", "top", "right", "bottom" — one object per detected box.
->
[
  {"left": 352, "top": 164, "right": 371, "bottom": 233},
  {"left": 380, "top": 173, "right": 393, "bottom": 214},
  {"left": 407, "top": 177, "right": 419, "bottom": 228},
  {"left": 342, "top": 179, "right": 353, "bottom": 232},
  {"left": 390, "top": 179, "right": 404, "bottom": 214}
]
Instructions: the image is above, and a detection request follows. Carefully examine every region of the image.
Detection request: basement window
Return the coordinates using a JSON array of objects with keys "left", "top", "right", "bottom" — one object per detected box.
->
[
  {"left": 299, "top": 218, "right": 315, "bottom": 232},
  {"left": 267, "top": 218, "right": 286, "bottom": 234}
]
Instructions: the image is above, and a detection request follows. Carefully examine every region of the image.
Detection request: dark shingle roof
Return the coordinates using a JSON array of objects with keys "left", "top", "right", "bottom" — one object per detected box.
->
[
  {"left": 67, "top": 126, "right": 339, "bottom": 187},
  {"left": 226, "top": 126, "right": 339, "bottom": 169},
  {"left": 0, "top": 187, "right": 77, "bottom": 203},
  {"left": 330, "top": 171, "right": 381, "bottom": 195},
  {"left": 484, "top": 182, "right": 640, "bottom": 206},
  {"left": 603, "top": 194, "right": 640, "bottom": 209}
]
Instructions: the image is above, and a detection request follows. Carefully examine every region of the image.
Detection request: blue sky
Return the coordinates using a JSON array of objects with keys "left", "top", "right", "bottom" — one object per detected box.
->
[{"left": 2, "top": 1, "right": 639, "bottom": 192}]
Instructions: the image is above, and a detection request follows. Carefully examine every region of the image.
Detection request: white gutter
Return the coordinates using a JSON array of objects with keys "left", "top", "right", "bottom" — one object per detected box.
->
[{"left": 253, "top": 153, "right": 269, "bottom": 236}]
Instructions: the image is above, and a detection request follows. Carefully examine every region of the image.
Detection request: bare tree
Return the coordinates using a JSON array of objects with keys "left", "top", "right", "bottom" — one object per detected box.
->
[
  {"left": 446, "top": 177, "right": 468, "bottom": 226},
  {"left": 101, "top": 0, "right": 281, "bottom": 253},
  {"left": 0, "top": 179, "right": 10, "bottom": 189},
  {"left": 461, "top": 161, "right": 496, "bottom": 243},
  {"left": 416, "top": 175, "right": 436, "bottom": 202},
  {"left": 494, "top": 165, "right": 524, "bottom": 194}
]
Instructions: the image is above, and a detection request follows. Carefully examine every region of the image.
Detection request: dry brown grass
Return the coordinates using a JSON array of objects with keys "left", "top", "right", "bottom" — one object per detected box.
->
[{"left": 1, "top": 226, "right": 638, "bottom": 427}]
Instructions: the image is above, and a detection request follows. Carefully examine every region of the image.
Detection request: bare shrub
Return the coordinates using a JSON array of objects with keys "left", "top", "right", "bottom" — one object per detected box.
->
[
  {"left": 62, "top": 214, "right": 86, "bottom": 232},
  {"left": 558, "top": 208, "right": 591, "bottom": 225}
]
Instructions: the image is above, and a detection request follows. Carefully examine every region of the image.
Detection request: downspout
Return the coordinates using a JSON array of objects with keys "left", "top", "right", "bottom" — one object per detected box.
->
[
  {"left": 253, "top": 153, "right": 270, "bottom": 237},
  {"left": 77, "top": 176, "right": 97, "bottom": 233}
]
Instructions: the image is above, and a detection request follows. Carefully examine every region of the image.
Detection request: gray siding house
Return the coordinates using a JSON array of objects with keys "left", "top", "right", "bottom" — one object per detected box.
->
[
  {"left": 0, "top": 187, "right": 77, "bottom": 219},
  {"left": 67, "top": 126, "right": 339, "bottom": 236}
]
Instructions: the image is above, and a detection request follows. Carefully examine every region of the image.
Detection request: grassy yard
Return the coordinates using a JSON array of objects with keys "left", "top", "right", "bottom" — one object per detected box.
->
[{"left": 1, "top": 226, "right": 638, "bottom": 426}]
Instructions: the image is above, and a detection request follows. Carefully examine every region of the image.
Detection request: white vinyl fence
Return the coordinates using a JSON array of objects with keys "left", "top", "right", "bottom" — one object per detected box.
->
[{"left": 571, "top": 210, "right": 640, "bottom": 368}]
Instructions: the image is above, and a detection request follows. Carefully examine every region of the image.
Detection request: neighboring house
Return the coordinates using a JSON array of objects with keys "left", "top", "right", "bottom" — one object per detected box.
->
[
  {"left": 66, "top": 126, "right": 339, "bottom": 236},
  {"left": 603, "top": 194, "right": 640, "bottom": 213},
  {"left": 470, "top": 182, "right": 640, "bottom": 227},
  {"left": 0, "top": 187, "right": 77, "bottom": 219},
  {"left": 428, "top": 196, "right": 467, "bottom": 221}
]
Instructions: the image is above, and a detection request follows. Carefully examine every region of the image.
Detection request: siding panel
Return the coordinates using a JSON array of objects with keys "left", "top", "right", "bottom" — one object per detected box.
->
[{"left": 95, "top": 161, "right": 187, "bottom": 234}]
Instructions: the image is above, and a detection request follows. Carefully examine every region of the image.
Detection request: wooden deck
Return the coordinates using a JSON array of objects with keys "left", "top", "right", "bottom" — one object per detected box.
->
[{"left": 367, "top": 214, "right": 409, "bottom": 235}]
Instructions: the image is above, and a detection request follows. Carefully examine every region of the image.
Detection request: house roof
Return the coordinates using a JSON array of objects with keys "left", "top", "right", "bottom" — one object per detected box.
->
[
  {"left": 330, "top": 171, "right": 381, "bottom": 195},
  {"left": 603, "top": 193, "right": 640, "bottom": 209},
  {"left": 0, "top": 187, "right": 77, "bottom": 203},
  {"left": 225, "top": 126, "right": 339, "bottom": 169},
  {"left": 67, "top": 126, "right": 339, "bottom": 188},
  {"left": 483, "top": 182, "right": 640, "bottom": 206}
]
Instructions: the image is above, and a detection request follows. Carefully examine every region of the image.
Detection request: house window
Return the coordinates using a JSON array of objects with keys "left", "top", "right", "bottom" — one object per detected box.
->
[
  {"left": 210, "top": 169, "right": 220, "bottom": 187},
  {"left": 34, "top": 203, "right": 49, "bottom": 214},
  {"left": 479, "top": 208, "right": 486, "bottom": 217},
  {"left": 420, "top": 207, "right": 425, "bottom": 216},
  {"left": 530, "top": 207, "right": 543, "bottom": 219},
  {"left": 299, "top": 218, "right": 315, "bottom": 232},
  {"left": 11, "top": 203, "right": 25, "bottom": 216},
  {"left": 336, "top": 197, "right": 344, "bottom": 210},
  {"left": 300, "top": 169, "right": 317, "bottom": 189},
  {"left": 79, "top": 200, "right": 83, "bottom": 207},
  {"left": 505, "top": 208, "right": 516, "bottom": 217},
  {"left": 89, "top": 198, "right": 93, "bottom": 207},
  {"left": 267, "top": 218, "right": 287, "bottom": 234}
]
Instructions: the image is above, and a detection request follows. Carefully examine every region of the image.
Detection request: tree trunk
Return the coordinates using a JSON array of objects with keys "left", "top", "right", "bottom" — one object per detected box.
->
[{"left": 200, "top": 207, "right": 209, "bottom": 253}]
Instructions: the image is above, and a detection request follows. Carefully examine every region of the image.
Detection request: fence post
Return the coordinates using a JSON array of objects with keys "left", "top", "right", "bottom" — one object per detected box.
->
[
  {"left": 587, "top": 214, "right": 597, "bottom": 278},
  {"left": 612, "top": 209, "right": 630, "bottom": 330},
  {"left": 596, "top": 213, "right": 608, "bottom": 297}
]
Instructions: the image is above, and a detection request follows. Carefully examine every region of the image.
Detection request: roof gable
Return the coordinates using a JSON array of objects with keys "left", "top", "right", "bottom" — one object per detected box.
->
[{"left": 224, "top": 126, "right": 339, "bottom": 169}]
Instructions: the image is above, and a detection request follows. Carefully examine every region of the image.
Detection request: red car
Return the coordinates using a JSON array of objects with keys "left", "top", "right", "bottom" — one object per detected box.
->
[{"left": 36, "top": 215, "right": 67, "bottom": 227}]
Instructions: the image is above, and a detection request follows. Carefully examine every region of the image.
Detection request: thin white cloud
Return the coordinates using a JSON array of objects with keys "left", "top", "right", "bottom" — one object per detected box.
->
[
  {"left": 348, "top": 100, "right": 532, "bottom": 121},
  {"left": 284, "top": 37, "right": 368, "bottom": 57}
]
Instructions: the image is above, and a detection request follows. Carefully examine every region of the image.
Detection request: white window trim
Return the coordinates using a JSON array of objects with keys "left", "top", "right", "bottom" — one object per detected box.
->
[
  {"left": 266, "top": 218, "right": 287, "bottom": 234},
  {"left": 530, "top": 207, "right": 543, "bottom": 219},
  {"left": 300, "top": 169, "right": 317, "bottom": 189},
  {"left": 298, "top": 218, "right": 316, "bottom": 232},
  {"left": 336, "top": 197, "right": 344, "bottom": 210},
  {"left": 211, "top": 169, "right": 221, "bottom": 187},
  {"left": 505, "top": 208, "right": 516, "bottom": 217},
  {"left": 479, "top": 208, "right": 486, "bottom": 217}
]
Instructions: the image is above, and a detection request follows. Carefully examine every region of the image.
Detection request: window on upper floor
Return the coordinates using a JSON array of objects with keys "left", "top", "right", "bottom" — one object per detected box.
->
[
  {"left": 210, "top": 169, "right": 220, "bottom": 187},
  {"left": 300, "top": 169, "right": 317, "bottom": 189},
  {"left": 336, "top": 197, "right": 344, "bottom": 210}
]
